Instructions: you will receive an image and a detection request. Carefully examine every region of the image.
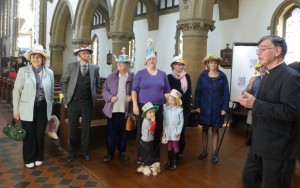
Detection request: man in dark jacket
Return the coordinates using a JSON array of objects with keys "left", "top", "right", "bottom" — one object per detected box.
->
[
  {"left": 60, "top": 45, "right": 100, "bottom": 162},
  {"left": 237, "top": 35, "right": 300, "bottom": 188}
]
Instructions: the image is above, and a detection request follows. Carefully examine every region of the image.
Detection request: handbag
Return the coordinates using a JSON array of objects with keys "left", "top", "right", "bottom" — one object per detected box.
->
[
  {"left": 126, "top": 114, "right": 136, "bottom": 131},
  {"left": 2, "top": 119, "right": 26, "bottom": 141},
  {"left": 161, "top": 135, "right": 168, "bottom": 144}
]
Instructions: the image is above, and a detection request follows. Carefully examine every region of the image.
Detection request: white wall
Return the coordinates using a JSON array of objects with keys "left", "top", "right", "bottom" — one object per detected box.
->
[
  {"left": 207, "top": 0, "right": 284, "bottom": 89},
  {"left": 91, "top": 28, "right": 112, "bottom": 78},
  {"left": 63, "top": 18, "right": 77, "bottom": 69},
  {"left": 44, "top": 0, "right": 287, "bottom": 78},
  {"left": 133, "top": 12, "right": 179, "bottom": 74}
]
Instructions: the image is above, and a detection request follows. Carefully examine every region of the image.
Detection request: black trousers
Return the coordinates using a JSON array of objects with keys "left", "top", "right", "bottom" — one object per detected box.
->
[
  {"left": 106, "top": 112, "right": 127, "bottom": 155},
  {"left": 21, "top": 99, "right": 48, "bottom": 164},
  {"left": 140, "top": 140, "right": 154, "bottom": 166},
  {"left": 243, "top": 149, "right": 293, "bottom": 188},
  {"left": 136, "top": 103, "right": 163, "bottom": 161},
  {"left": 67, "top": 99, "right": 92, "bottom": 154}
]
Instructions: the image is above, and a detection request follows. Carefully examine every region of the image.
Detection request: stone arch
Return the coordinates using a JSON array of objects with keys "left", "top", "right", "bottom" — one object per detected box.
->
[
  {"left": 73, "top": 0, "right": 98, "bottom": 44},
  {"left": 111, "top": 0, "right": 158, "bottom": 33},
  {"left": 49, "top": 0, "right": 72, "bottom": 75},
  {"left": 72, "top": 0, "right": 110, "bottom": 45},
  {"left": 96, "top": 2, "right": 111, "bottom": 33},
  {"left": 108, "top": 0, "right": 158, "bottom": 71},
  {"left": 270, "top": 0, "right": 300, "bottom": 35}
]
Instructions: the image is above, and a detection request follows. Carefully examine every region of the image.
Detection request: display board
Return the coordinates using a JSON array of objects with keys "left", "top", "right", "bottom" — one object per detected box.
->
[{"left": 230, "top": 43, "right": 258, "bottom": 102}]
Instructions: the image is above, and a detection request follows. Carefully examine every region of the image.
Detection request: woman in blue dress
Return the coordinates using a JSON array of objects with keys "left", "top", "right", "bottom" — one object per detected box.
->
[{"left": 194, "top": 54, "right": 230, "bottom": 164}]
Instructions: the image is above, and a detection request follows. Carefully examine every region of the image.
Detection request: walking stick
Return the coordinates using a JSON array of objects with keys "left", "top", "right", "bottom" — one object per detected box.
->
[{"left": 216, "top": 102, "right": 235, "bottom": 155}]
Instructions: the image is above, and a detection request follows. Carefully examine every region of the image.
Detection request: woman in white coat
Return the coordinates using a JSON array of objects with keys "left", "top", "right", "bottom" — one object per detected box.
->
[{"left": 13, "top": 44, "right": 54, "bottom": 168}]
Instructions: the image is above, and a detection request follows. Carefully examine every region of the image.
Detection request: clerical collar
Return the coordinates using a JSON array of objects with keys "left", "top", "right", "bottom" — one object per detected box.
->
[{"left": 266, "top": 60, "right": 284, "bottom": 74}]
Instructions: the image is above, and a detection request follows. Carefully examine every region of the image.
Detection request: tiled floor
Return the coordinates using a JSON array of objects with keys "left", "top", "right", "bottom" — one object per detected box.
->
[{"left": 0, "top": 101, "right": 106, "bottom": 188}]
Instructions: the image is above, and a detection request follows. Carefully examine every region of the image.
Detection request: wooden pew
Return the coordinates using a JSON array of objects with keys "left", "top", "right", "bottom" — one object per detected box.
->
[{"left": 59, "top": 98, "right": 107, "bottom": 151}]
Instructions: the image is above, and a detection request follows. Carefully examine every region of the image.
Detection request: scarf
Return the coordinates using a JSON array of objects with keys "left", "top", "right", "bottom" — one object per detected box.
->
[
  {"left": 172, "top": 70, "right": 188, "bottom": 93},
  {"left": 32, "top": 66, "right": 45, "bottom": 101}
]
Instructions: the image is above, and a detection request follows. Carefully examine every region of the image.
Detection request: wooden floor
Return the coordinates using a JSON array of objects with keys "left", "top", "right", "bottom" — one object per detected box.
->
[
  {"left": 76, "top": 126, "right": 300, "bottom": 188},
  {"left": 0, "top": 97, "right": 299, "bottom": 187}
]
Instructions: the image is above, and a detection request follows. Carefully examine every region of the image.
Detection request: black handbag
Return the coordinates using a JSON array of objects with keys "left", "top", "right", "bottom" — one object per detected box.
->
[{"left": 3, "top": 120, "right": 26, "bottom": 141}]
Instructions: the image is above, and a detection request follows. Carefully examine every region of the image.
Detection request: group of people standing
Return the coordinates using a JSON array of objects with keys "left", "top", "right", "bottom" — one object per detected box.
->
[
  {"left": 11, "top": 35, "right": 300, "bottom": 187},
  {"left": 12, "top": 39, "right": 230, "bottom": 172}
]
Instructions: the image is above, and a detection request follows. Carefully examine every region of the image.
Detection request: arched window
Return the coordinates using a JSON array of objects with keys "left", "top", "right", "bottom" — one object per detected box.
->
[
  {"left": 136, "top": 0, "right": 146, "bottom": 16},
  {"left": 92, "top": 10, "right": 105, "bottom": 28},
  {"left": 285, "top": 8, "right": 300, "bottom": 63},
  {"left": 92, "top": 35, "right": 98, "bottom": 65},
  {"left": 271, "top": 2, "right": 300, "bottom": 64}
]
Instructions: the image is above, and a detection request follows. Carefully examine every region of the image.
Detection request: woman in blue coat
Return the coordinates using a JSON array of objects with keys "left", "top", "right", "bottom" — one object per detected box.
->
[{"left": 194, "top": 54, "right": 230, "bottom": 164}]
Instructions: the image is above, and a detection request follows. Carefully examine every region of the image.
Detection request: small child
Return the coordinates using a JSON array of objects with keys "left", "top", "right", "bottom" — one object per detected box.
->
[
  {"left": 163, "top": 89, "right": 184, "bottom": 170},
  {"left": 137, "top": 102, "right": 159, "bottom": 176}
]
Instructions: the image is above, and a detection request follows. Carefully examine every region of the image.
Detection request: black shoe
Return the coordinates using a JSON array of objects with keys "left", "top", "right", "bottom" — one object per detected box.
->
[
  {"left": 120, "top": 152, "right": 129, "bottom": 161},
  {"left": 198, "top": 151, "right": 208, "bottom": 160},
  {"left": 103, "top": 154, "right": 113, "bottom": 162},
  {"left": 211, "top": 154, "right": 219, "bottom": 164},
  {"left": 67, "top": 154, "right": 76, "bottom": 162},
  {"left": 80, "top": 152, "right": 91, "bottom": 161}
]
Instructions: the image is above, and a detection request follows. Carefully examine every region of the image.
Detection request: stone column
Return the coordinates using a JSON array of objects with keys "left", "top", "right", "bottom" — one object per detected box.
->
[
  {"left": 39, "top": 0, "right": 47, "bottom": 48},
  {"left": 177, "top": 18, "right": 215, "bottom": 101},
  {"left": 49, "top": 43, "right": 65, "bottom": 75},
  {"left": 108, "top": 32, "right": 134, "bottom": 71}
]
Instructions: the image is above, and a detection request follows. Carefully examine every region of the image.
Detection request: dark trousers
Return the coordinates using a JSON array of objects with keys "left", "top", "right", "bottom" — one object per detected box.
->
[
  {"left": 106, "top": 112, "right": 127, "bottom": 155},
  {"left": 136, "top": 103, "right": 163, "bottom": 161},
  {"left": 67, "top": 99, "right": 92, "bottom": 154},
  {"left": 21, "top": 99, "right": 47, "bottom": 164},
  {"left": 243, "top": 149, "right": 293, "bottom": 188},
  {"left": 140, "top": 140, "right": 154, "bottom": 166},
  {"left": 179, "top": 112, "right": 189, "bottom": 154}
]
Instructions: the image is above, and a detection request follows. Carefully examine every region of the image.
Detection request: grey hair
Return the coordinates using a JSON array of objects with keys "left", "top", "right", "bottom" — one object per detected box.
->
[{"left": 257, "top": 35, "right": 287, "bottom": 57}]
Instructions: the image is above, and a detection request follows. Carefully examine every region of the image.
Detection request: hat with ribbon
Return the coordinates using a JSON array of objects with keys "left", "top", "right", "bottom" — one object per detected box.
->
[
  {"left": 202, "top": 54, "right": 222, "bottom": 65},
  {"left": 74, "top": 45, "right": 93, "bottom": 56},
  {"left": 144, "top": 38, "right": 156, "bottom": 64},
  {"left": 165, "top": 89, "right": 182, "bottom": 107},
  {"left": 114, "top": 47, "right": 131, "bottom": 63},
  {"left": 24, "top": 44, "right": 49, "bottom": 61},
  {"left": 141, "top": 102, "right": 159, "bottom": 118}
]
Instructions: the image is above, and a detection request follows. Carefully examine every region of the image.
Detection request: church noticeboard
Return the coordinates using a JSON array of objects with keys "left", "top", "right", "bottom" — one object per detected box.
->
[{"left": 230, "top": 43, "right": 258, "bottom": 102}]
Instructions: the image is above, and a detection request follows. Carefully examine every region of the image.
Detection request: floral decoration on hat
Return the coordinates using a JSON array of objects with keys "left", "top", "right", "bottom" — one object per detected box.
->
[
  {"left": 24, "top": 44, "right": 49, "bottom": 61},
  {"left": 141, "top": 102, "right": 159, "bottom": 118},
  {"left": 165, "top": 89, "right": 182, "bottom": 107},
  {"left": 170, "top": 56, "right": 187, "bottom": 67},
  {"left": 202, "top": 54, "right": 222, "bottom": 65},
  {"left": 113, "top": 47, "right": 131, "bottom": 63},
  {"left": 73, "top": 45, "right": 93, "bottom": 56},
  {"left": 145, "top": 38, "right": 156, "bottom": 64}
]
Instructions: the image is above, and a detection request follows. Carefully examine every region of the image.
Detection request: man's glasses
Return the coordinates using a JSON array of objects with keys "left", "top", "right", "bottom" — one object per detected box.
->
[{"left": 256, "top": 47, "right": 275, "bottom": 53}]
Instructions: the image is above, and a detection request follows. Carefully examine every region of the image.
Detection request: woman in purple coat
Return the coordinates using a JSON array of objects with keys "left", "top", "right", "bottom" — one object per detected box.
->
[
  {"left": 102, "top": 48, "right": 134, "bottom": 162},
  {"left": 194, "top": 54, "right": 230, "bottom": 164}
]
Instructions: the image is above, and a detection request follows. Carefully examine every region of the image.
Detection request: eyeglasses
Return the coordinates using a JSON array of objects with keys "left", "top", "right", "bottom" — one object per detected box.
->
[
  {"left": 175, "top": 63, "right": 185, "bottom": 66},
  {"left": 256, "top": 47, "right": 275, "bottom": 53}
]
